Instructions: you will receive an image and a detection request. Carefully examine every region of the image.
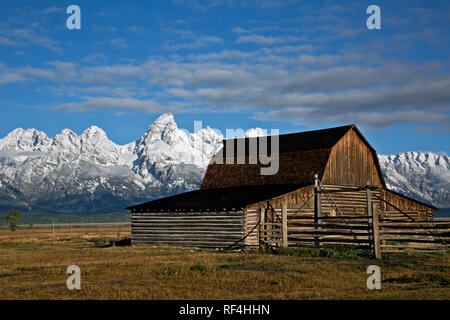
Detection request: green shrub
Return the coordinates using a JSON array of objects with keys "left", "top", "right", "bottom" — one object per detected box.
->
[
  {"left": 190, "top": 264, "right": 206, "bottom": 273},
  {"left": 6, "top": 210, "right": 23, "bottom": 232}
]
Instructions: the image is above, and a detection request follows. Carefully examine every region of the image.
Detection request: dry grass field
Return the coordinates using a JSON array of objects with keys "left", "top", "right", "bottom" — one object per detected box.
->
[{"left": 0, "top": 227, "right": 448, "bottom": 300}]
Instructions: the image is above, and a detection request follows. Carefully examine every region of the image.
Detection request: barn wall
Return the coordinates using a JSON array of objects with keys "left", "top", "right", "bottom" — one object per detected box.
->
[
  {"left": 132, "top": 211, "right": 245, "bottom": 248},
  {"left": 245, "top": 186, "right": 315, "bottom": 247},
  {"left": 382, "top": 190, "right": 434, "bottom": 221},
  {"left": 322, "top": 129, "right": 383, "bottom": 188}
]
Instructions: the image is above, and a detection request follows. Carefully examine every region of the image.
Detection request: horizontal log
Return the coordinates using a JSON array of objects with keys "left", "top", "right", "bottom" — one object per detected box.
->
[
  {"left": 381, "top": 249, "right": 447, "bottom": 253},
  {"left": 380, "top": 221, "right": 450, "bottom": 225},
  {"left": 132, "top": 230, "right": 244, "bottom": 235},
  {"left": 132, "top": 236, "right": 243, "bottom": 242},
  {"left": 381, "top": 237, "right": 449, "bottom": 244},
  {"left": 289, "top": 222, "right": 371, "bottom": 230},
  {"left": 287, "top": 237, "right": 372, "bottom": 244},
  {"left": 380, "top": 230, "right": 450, "bottom": 236},
  {"left": 381, "top": 244, "right": 450, "bottom": 250},
  {"left": 132, "top": 222, "right": 243, "bottom": 227},
  {"left": 132, "top": 235, "right": 242, "bottom": 241},
  {"left": 288, "top": 242, "right": 370, "bottom": 249},
  {"left": 132, "top": 240, "right": 240, "bottom": 248},
  {"left": 133, "top": 212, "right": 243, "bottom": 217},
  {"left": 380, "top": 224, "right": 450, "bottom": 230},
  {"left": 288, "top": 230, "right": 371, "bottom": 236},
  {"left": 132, "top": 217, "right": 243, "bottom": 222},
  {"left": 318, "top": 216, "right": 371, "bottom": 220}
]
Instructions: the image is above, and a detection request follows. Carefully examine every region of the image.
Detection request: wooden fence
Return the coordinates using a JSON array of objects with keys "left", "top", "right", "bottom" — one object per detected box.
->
[
  {"left": 379, "top": 219, "right": 450, "bottom": 253},
  {"left": 257, "top": 178, "right": 449, "bottom": 258},
  {"left": 260, "top": 216, "right": 373, "bottom": 248},
  {"left": 259, "top": 209, "right": 449, "bottom": 257}
]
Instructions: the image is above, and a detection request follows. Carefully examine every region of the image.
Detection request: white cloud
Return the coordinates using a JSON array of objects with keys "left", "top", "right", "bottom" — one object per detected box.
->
[
  {"left": 42, "top": 7, "right": 63, "bottom": 14},
  {"left": 127, "top": 26, "right": 147, "bottom": 33},
  {"left": 54, "top": 96, "right": 186, "bottom": 114},
  {"left": 107, "top": 38, "right": 128, "bottom": 49},
  {"left": 235, "top": 34, "right": 302, "bottom": 45},
  {"left": 11, "top": 28, "right": 62, "bottom": 53}
]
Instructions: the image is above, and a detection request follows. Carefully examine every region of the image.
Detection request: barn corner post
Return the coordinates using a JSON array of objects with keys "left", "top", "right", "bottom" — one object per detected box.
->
[{"left": 314, "top": 174, "right": 321, "bottom": 247}]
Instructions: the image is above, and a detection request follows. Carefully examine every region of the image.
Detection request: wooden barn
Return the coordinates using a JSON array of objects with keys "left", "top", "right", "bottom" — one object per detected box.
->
[{"left": 127, "top": 125, "right": 437, "bottom": 251}]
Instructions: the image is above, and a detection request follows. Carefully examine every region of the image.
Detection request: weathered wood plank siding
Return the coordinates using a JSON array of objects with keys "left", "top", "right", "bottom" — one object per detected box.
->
[
  {"left": 322, "top": 129, "right": 383, "bottom": 188},
  {"left": 382, "top": 190, "right": 433, "bottom": 221},
  {"left": 132, "top": 211, "right": 245, "bottom": 248},
  {"left": 244, "top": 208, "right": 259, "bottom": 248}
]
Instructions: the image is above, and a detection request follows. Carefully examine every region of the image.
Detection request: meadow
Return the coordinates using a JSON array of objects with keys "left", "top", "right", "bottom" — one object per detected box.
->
[{"left": 0, "top": 227, "right": 448, "bottom": 300}]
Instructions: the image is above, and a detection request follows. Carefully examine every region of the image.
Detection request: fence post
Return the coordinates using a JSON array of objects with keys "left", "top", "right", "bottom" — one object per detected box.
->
[
  {"left": 372, "top": 203, "right": 381, "bottom": 259},
  {"left": 259, "top": 207, "right": 265, "bottom": 249},
  {"left": 282, "top": 203, "right": 288, "bottom": 248},
  {"left": 314, "top": 174, "right": 321, "bottom": 247}
]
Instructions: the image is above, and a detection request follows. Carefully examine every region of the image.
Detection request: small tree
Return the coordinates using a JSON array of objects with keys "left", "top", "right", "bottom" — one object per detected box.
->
[{"left": 6, "top": 210, "right": 23, "bottom": 232}]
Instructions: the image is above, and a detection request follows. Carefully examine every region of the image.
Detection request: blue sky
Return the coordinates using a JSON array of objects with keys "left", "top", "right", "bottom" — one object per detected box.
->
[{"left": 0, "top": 0, "right": 449, "bottom": 154}]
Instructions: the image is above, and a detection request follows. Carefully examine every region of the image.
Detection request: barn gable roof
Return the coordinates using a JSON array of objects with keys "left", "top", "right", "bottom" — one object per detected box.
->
[
  {"left": 126, "top": 184, "right": 307, "bottom": 212},
  {"left": 125, "top": 124, "right": 435, "bottom": 213},
  {"left": 201, "top": 124, "right": 364, "bottom": 189}
]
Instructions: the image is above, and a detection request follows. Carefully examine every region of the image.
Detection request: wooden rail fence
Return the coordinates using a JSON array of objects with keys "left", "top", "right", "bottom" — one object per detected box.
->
[
  {"left": 259, "top": 210, "right": 450, "bottom": 257},
  {"left": 260, "top": 216, "right": 373, "bottom": 249},
  {"left": 257, "top": 179, "right": 449, "bottom": 258},
  {"left": 379, "top": 220, "right": 450, "bottom": 253}
]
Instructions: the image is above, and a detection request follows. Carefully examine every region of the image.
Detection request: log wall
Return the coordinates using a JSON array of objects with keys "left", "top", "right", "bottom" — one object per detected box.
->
[
  {"left": 382, "top": 190, "right": 433, "bottom": 221},
  {"left": 132, "top": 211, "right": 245, "bottom": 248}
]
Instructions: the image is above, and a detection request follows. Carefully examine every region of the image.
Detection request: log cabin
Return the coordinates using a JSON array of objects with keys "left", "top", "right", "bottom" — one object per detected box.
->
[{"left": 127, "top": 124, "right": 436, "bottom": 248}]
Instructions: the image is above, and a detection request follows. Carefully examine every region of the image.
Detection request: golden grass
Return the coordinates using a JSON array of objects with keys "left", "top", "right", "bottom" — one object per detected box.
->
[{"left": 0, "top": 228, "right": 448, "bottom": 300}]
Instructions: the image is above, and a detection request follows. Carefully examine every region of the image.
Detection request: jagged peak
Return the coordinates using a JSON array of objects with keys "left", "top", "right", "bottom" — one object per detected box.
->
[
  {"left": 4, "top": 127, "right": 48, "bottom": 138},
  {"left": 151, "top": 113, "right": 176, "bottom": 127},
  {"left": 81, "top": 125, "right": 108, "bottom": 138},
  {"left": 59, "top": 128, "right": 77, "bottom": 137}
]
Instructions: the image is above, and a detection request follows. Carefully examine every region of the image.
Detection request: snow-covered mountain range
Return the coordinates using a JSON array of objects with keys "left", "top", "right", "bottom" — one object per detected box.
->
[
  {"left": 378, "top": 152, "right": 449, "bottom": 209},
  {"left": 0, "top": 113, "right": 448, "bottom": 213},
  {"left": 0, "top": 113, "right": 223, "bottom": 213}
]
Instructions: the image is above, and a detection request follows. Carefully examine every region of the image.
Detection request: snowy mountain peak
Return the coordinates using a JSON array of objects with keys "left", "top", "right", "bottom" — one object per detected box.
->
[
  {"left": 139, "top": 112, "right": 188, "bottom": 148},
  {"left": 82, "top": 125, "right": 107, "bottom": 137},
  {"left": 152, "top": 112, "right": 175, "bottom": 126},
  {"left": 0, "top": 115, "right": 448, "bottom": 214},
  {"left": 52, "top": 129, "right": 79, "bottom": 150},
  {"left": 379, "top": 151, "right": 449, "bottom": 208},
  {"left": 0, "top": 128, "right": 51, "bottom": 151},
  {"left": 80, "top": 126, "right": 112, "bottom": 148}
]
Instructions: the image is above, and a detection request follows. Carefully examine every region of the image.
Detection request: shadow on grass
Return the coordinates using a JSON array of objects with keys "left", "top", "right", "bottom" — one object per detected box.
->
[
  {"left": 87, "top": 238, "right": 131, "bottom": 248},
  {"left": 267, "top": 246, "right": 374, "bottom": 260}
]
